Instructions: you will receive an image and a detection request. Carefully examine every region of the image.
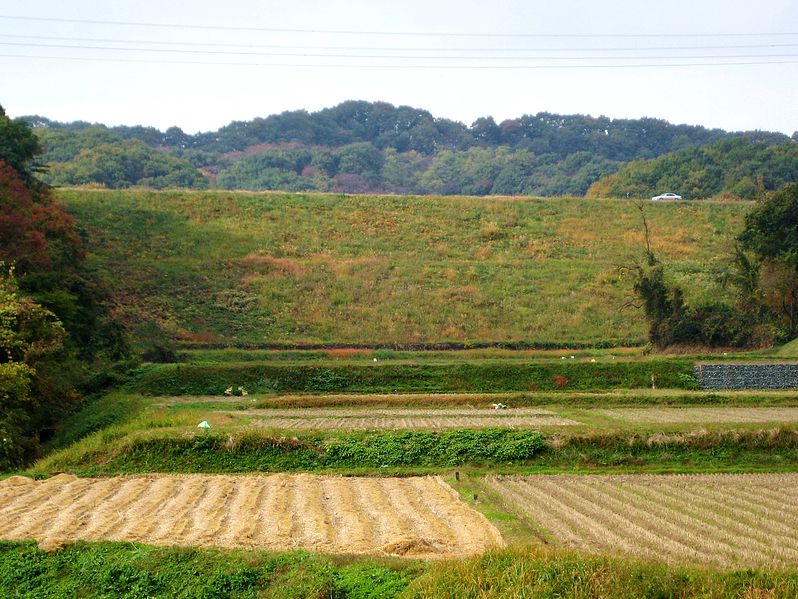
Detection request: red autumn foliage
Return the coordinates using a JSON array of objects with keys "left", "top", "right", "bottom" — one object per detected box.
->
[{"left": 0, "top": 160, "right": 83, "bottom": 274}]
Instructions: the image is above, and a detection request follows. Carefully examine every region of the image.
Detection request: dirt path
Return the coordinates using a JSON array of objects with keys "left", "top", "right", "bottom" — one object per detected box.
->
[{"left": 0, "top": 474, "right": 503, "bottom": 558}]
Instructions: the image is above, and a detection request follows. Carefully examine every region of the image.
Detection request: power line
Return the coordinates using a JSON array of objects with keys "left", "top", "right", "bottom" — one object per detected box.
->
[
  {"left": 3, "top": 40, "right": 797, "bottom": 61},
  {"left": 3, "top": 52, "right": 797, "bottom": 69},
  {"left": 3, "top": 33, "right": 798, "bottom": 53},
  {"left": 1, "top": 14, "right": 797, "bottom": 38}
]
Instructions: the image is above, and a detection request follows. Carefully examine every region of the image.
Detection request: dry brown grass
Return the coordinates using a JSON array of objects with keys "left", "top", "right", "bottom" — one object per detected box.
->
[
  {"left": 240, "top": 253, "right": 306, "bottom": 277},
  {"left": 0, "top": 474, "right": 504, "bottom": 558},
  {"left": 225, "top": 407, "right": 578, "bottom": 430},
  {"left": 557, "top": 218, "right": 600, "bottom": 245},
  {"left": 597, "top": 407, "right": 798, "bottom": 424},
  {"left": 247, "top": 417, "right": 577, "bottom": 430},
  {"left": 233, "top": 407, "right": 559, "bottom": 418},
  {"left": 485, "top": 473, "right": 798, "bottom": 569}
]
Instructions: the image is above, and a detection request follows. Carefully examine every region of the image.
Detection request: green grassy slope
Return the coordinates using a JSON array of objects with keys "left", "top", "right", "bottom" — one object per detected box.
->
[{"left": 58, "top": 189, "right": 751, "bottom": 347}]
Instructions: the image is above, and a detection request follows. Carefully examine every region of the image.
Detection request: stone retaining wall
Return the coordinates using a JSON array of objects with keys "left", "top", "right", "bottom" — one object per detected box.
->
[{"left": 694, "top": 363, "right": 798, "bottom": 390}]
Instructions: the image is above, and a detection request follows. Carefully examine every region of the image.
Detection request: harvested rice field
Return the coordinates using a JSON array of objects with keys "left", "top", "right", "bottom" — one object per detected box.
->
[
  {"left": 597, "top": 407, "right": 798, "bottom": 424},
  {"left": 485, "top": 473, "right": 798, "bottom": 569},
  {"left": 234, "top": 408, "right": 562, "bottom": 417},
  {"left": 0, "top": 474, "right": 503, "bottom": 557},
  {"left": 237, "top": 407, "right": 578, "bottom": 429},
  {"left": 249, "top": 416, "right": 578, "bottom": 429}
]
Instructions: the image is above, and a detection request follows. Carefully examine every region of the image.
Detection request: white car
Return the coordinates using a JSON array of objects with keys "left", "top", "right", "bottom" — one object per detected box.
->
[{"left": 651, "top": 192, "right": 682, "bottom": 201}]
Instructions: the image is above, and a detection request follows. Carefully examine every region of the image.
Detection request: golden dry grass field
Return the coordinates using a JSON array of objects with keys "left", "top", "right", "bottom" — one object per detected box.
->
[{"left": 0, "top": 474, "right": 503, "bottom": 558}]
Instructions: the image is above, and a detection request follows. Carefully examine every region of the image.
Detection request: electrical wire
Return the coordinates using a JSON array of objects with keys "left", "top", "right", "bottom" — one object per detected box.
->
[
  {"left": 3, "top": 40, "right": 797, "bottom": 60},
  {"left": 2, "top": 32, "right": 798, "bottom": 53},
  {"left": 2, "top": 52, "right": 797, "bottom": 69},
  {"left": 1, "top": 14, "right": 797, "bottom": 38}
]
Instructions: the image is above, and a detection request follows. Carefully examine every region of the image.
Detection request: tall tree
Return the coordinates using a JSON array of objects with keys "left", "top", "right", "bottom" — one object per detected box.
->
[
  {"left": 0, "top": 267, "right": 78, "bottom": 468},
  {"left": 0, "top": 104, "right": 42, "bottom": 183},
  {"left": 739, "top": 183, "right": 798, "bottom": 338}
]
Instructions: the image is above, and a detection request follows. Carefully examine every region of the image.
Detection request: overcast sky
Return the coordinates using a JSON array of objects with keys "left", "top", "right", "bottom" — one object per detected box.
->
[{"left": 1, "top": 0, "right": 796, "bottom": 135}]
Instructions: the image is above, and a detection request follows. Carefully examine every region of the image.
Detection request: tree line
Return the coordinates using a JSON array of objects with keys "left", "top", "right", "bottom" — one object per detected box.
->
[
  {"left": 588, "top": 137, "right": 798, "bottom": 200},
  {"left": 1, "top": 105, "right": 133, "bottom": 470},
  {"left": 24, "top": 100, "right": 796, "bottom": 197}
]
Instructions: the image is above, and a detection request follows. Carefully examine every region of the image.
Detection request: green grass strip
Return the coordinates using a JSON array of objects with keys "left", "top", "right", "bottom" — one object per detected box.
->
[
  {"left": 30, "top": 427, "right": 798, "bottom": 476},
  {"left": 126, "top": 359, "right": 697, "bottom": 395},
  {"left": 2, "top": 541, "right": 797, "bottom": 598},
  {"left": 0, "top": 541, "right": 417, "bottom": 599}
]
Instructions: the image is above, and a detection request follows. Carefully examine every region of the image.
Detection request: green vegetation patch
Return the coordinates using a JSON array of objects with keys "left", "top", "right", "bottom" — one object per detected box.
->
[
  {"left": 532, "top": 428, "right": 798, "bottom": 473},
  {"left": 126, "top": 359, "right": 696, "bottom": 395},
  {"left": 31, "top": 425, "right": 798, "bottom": 476},
  {"left": 588, "top": 137, "right": 798, "bottom": 200},
  {"left": 3, "top": 541, "right": 796, "bottom": 598},
  {"left": 62, "top": 428, "right": 545, "bottom": 474},
  {"left": 0, "top": 541, "right": 416, "bottom": 599},
  {"left": 43, "top": 393, "right": 147, "bottom": 453},
  {"left": 408, "top": 547, "right": 798, "bottom": 598}
]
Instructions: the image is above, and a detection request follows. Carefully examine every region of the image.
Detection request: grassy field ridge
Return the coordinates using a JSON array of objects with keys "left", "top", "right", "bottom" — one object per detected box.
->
[{"left": 59, "top": 189, "right": 751, "bottom": 347}]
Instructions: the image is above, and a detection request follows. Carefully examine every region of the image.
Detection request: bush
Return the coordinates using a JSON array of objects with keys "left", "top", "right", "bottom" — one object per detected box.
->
[
  {"left": 137, "top": 321, "right": 178, "bottom": 363},
  {"left": 323, "top": 429, "right": 544, "bottom": 467}
]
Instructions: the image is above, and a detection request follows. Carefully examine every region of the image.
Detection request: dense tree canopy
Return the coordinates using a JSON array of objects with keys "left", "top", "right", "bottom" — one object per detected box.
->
[
  {"left": 45, "top": 139, "right": 208, "bottom": 189},
  {"left": 0, "top": 105, "right": 42, "bottom": 183},
  {"left": 0, "top": 268, "right": 78, "bottom": 468},
  {"left": 740, "top": 183, "right": 798, "bottom": 265},
  {"left": 739, "top": 183, "right": 798, "bottom": 338},
  {"left": 587, "top": 138, "right": 798, "bottom": 200},
  {"left": 0, "top": 105, "right": 133, "bottom": 469},
  {"left": 25, "top": 100, "right": 793, "bottom": 197}
]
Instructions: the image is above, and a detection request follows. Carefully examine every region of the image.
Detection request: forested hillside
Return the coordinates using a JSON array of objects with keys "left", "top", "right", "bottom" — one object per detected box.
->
[
  {"left": 25, "top": 100, "right": 794, "bottom": 196},
  {"left": 587, "top": 137, "right": 798, "bottom": 199}
]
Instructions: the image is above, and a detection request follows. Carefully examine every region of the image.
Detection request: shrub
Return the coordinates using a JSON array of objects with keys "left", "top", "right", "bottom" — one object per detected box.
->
[{"left": 553, "top": 375, "right": 569, "bottom": 388}]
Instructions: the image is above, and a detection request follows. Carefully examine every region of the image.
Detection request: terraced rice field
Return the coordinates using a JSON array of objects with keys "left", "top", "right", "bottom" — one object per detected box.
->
[
  {"left": 0, "top": 474, "right": 503, "bottom": 557},
  {"left": 485, "top": 473, "right": 798, "bottom": 568},
  {"left": 597, "top": 407, "right": 798, "bottom": 424},
  {"left": 236, "top": 408, "right": 562, "bottom": 417},
  {"left": 237, "top": 407, "right": 578, "bottom": 429}
]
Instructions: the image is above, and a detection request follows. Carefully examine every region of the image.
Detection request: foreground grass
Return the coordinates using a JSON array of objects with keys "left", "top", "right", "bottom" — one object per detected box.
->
[
  {"left": 0, "top": 542, "right": 417, "bottom": 599},
  {"left": 59, "top": 189, "right": 751, "bottom": 346},
  {"left": 410, "top": 547, "right": 798, "bottom": 598},
  {"left": 2, "top": 542, "right": 796, "bottom": 598}
]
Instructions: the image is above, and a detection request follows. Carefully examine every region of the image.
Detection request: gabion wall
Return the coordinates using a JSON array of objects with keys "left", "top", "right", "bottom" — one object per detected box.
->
[{"left": 694, "top": 363, "right": 798, "bottom": 390}]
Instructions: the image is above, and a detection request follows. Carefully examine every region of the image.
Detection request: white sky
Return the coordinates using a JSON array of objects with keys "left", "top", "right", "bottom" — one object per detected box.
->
[{"left": 1, "top": 0, "right": 796, "bottom": 135}]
